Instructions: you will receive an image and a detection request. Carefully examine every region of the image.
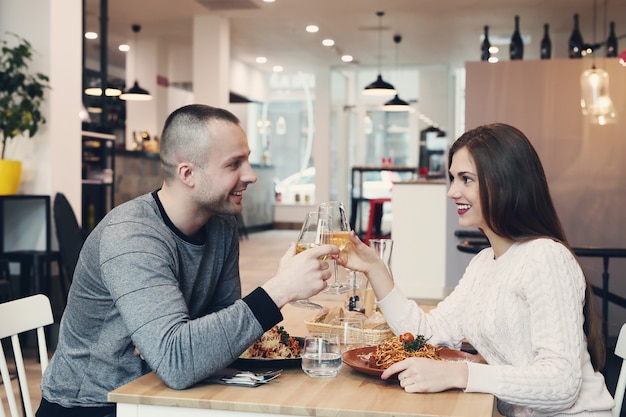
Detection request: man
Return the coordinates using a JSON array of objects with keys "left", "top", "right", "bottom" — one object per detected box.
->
[{"left": 37, "top": 104, "right": 337, "bottom": 416}]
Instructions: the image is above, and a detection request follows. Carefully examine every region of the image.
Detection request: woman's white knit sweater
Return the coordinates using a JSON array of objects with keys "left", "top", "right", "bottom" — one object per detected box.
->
[{"left": 377, "top": 238, "right": 614, "bottom": 416}]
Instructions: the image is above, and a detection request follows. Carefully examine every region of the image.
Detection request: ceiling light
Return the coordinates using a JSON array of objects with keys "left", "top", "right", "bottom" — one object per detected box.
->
[
  {"left": 579, "top": 0, "right": 616, "bottom": 124},
  {"left": 383, "top": 95, "right": 413, "bottom": 112},
  {"left": 383, "top": 34, "right": 411, "bottom": 112},
  {"left": 306, "top": 25, "right": 319, "bottom": 33},
  {"left": 120, "top": 24, "right": 152, "bottom": 101},
  {"left": 118, "top": 44, "right": 130, "bottom": 52},
  {"left": 84, "top": 84, "right": 122, "bottom": 97},
  {"left": 272, "top": 65, "right": 283, "bottom": 72},
  {"left": 256, "top": 56, "right": 267, "bottom": 64},
  {"left": 85, "top": 32, "right": 98, "bottom": 40},
  {"left": 341, "top": 55, "right": 353, "bottom": 62},
  {"left": 363, "top": 11, "right": 396, "bottom": 96},
  {"left": 580, "top": 67, "right": 616, "bottom": 125},
  {"left": 322, "top": 39, "right": 335, "bottom": 47}
]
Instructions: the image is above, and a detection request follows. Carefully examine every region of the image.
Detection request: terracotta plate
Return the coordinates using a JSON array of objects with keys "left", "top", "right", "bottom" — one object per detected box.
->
[{"left": 342, "top": 346, "right": 483, "bottom": 377}]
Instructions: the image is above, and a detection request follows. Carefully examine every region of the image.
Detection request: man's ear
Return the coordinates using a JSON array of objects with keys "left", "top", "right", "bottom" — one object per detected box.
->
[{"left": 177, "top": 162, "right": 195, "bottom": 187}]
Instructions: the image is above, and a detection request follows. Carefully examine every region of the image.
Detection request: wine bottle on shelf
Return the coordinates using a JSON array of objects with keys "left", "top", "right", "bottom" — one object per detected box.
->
[
  {"left": 540, "top": 23, "right": 551, "bottom": 59},
  {"left": 569, "top": 13, "right": 584, "bottom": 59},
  {"left": 481, "top": 25, "right": 491, "bottom": 61},
  {"left": 509, "top": 15, "right": 524, "bottom": 60},
  {"left": 606, "top": 21, "right": 618, "bottom": 58}
]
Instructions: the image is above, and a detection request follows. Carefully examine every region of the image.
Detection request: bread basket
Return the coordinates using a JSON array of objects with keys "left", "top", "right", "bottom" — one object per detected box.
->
[{"left": 304, "top": 319, "right": 393, "bottom": 346}]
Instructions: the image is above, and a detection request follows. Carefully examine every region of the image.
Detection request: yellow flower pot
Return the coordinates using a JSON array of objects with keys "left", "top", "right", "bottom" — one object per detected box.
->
[{"left": 0, "top": 160, "right": 22, "bottom": 195}]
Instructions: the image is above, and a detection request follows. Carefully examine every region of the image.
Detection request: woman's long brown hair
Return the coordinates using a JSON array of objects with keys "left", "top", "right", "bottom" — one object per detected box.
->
[{"left": 448, "top": 123, "right": 605, "bottom": 371}]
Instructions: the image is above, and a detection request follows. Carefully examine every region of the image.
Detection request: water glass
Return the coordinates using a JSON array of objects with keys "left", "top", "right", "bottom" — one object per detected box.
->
[
  {"left": 330, "top": 317, "right": 366, "bottom": 352},
  {"left": 301, "top": 333, "right": 342, "bottom": 378}
]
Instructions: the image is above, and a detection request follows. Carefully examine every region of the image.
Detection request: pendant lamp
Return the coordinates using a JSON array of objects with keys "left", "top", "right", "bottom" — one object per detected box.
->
[
  {"left": 383, "top": 34, "right": 412, "bottom": 112},
  {"left": 580, "top": 66, "right": 616, "bottom": 125},
  {"left": 84, "top": 83, "right": 122, "bottom": 97},
  {"left": 120, "top": 24, "right": 152, "bottom": 101},
  {"left": 363, "top": 11, "right": 396, "bottom": 96},
  {"left": 579, "top": 0, "right": 616, "bottom": 124}
]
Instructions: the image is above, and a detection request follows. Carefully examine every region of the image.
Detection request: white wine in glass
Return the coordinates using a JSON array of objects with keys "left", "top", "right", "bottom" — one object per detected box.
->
[
  {"left": 318, "top": 201, "right": 351, "bottom": 294},
  {"left": 290, "top": 211, "right": 327, "bottom": 309}
]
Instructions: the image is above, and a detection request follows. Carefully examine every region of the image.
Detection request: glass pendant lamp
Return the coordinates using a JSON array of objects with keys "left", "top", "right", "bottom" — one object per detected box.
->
[{"left": 580, "top": 67, "right": 616, "bottom": 125}]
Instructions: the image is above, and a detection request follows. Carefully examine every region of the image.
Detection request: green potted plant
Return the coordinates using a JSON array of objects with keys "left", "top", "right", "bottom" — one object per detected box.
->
[{"left": 0, "top": 32, "right": 50, "bottom": 195}]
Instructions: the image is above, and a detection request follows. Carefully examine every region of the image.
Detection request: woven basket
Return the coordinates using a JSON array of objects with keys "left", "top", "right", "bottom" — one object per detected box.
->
[{"left": 304, "top": 319, "right": 393, "bottom": 346}]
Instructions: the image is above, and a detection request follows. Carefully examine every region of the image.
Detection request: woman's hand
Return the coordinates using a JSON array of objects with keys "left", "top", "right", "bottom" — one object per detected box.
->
[
  {"left": 382, "top": 358, "right": 469, "bottom": 393},
  {"left": 336, "top": 232, "right": 394, "bottom": 299},
  {"left": 336, "top": 232, "right": 382, "bottom": 273}
]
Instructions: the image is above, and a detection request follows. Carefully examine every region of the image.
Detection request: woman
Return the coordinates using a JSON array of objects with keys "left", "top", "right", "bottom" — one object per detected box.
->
[{"left": 341, "top": 124, "right": 614, "bottom": 416}]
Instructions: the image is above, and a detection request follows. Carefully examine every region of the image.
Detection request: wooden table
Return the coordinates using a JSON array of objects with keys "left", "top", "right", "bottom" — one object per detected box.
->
[
  {"left": 109, "top": 366, "right": 495, "bottom": 417},
  {"left": 109, "top": 301, "right": 495, "bottom": 417}
]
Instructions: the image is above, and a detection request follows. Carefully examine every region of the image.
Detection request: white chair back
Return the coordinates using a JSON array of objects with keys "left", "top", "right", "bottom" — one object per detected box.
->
[
  {"left": 613, "top": 323, "right": 626, "bottom": 417},
  {"left": 0, "top": 294, "right": 53, "bottom": 417}
]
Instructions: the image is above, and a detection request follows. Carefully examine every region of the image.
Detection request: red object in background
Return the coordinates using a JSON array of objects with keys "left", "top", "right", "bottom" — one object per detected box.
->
[
  {"left": 418, "top": 167, "right": 429, "bottom": 177},
  {"left": 619, "top": 48, "right": 626, "bottom": 66},
  {"left": 157, "top": 75, "right": 169, "bottom": 87}
]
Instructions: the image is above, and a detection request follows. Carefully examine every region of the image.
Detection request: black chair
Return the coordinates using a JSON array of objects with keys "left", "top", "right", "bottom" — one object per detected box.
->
[{"left": 53, "top": 193, "right": 85, "bottom": 301}]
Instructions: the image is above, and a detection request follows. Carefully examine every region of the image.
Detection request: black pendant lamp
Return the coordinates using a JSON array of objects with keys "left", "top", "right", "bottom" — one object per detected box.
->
[
  {"left": 383, "top": 94, "right": 412, "bottom": 112},
  {"left": 120, "top": 24, "right": 152, "bottom": 101},
  {"left": 383, "top": 34, "right": 412, "bottom": 112},
  {"left": 363, "top": 11, "right": 396, "bottom": 96}
]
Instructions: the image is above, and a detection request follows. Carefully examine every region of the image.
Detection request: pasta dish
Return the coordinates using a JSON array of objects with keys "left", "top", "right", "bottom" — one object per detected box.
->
[
  {"left": 368, "top": 333, "right": 444, "bottom": 369},
  {"left": 240, "top": 326, "right": 301, "bottom": 359}
]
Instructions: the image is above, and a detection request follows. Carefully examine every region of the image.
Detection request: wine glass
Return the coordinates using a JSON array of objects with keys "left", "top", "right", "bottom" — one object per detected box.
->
[
  {"left": 318, "top": 201, "right": 351, "bottom": 294},
  {"left": 364, "top": 238, "right": 394, "bottom": 316},
  {"left": 290, "top": 211, "right": 327, "bottom": 309}
]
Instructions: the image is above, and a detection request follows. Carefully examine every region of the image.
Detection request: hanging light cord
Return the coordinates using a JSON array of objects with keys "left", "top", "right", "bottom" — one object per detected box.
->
[
  {"left": 376, "top": 11, "right": 384, "bottom": 75},
  {"left": 394, "top": 35, "right": 400, "bottom": 75},
  {"left": 133, "top": 24, "right": 140, "bottom": 81}
]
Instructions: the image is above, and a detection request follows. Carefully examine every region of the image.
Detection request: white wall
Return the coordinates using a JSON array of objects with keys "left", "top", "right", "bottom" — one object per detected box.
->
[
  {"left": 465, "top": 59, "right": 626, "bottom": 338},
  {"left": 0, "top": 0, "right": 83, "bottom": 250}
]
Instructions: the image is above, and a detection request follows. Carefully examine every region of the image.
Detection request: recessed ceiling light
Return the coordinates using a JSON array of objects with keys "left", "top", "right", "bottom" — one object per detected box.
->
[
  {"left": 256, "top": 56, "right": 267, "bottom": 64},
  {"left": 322, "top": 39, "right": 335, "bottom": 47},
  {"left": 306, "top": 25, "right": 319, "bottom": 33},
  {"left": 263, "top": 0, "right": 275, "bottom": 2},
  {"left": 272, "top": 65, "right": 284, "bottom": 72},
  {"left": 85, "top": 32, "right": 98, "bottom": 40},
  {"left": 341, "top": 55, "right": 353, "bottom": 62},
  {"left": 118, "top": 44, "right": 130, "bottom": 52},
  {"left": 488, "top": 57, "right": 499, "bottom": 63}
]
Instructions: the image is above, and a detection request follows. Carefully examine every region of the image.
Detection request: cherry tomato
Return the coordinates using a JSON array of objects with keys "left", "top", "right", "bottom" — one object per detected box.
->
[{"left": 399, "top": 332, "right": 415, "bottom": 343}]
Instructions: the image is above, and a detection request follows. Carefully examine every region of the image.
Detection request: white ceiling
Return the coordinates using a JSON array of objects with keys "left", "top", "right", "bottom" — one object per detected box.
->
[{"left": 85, "top": 0, "right": 626, "bottom": 77}]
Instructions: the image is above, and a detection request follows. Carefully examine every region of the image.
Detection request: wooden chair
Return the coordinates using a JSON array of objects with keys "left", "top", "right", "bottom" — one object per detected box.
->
[
  {"left": 613, "top": 323, "right": 626, "bottom": 417},
  {"left": 0, "top": 294, "right": 54, "bottom": 417}
]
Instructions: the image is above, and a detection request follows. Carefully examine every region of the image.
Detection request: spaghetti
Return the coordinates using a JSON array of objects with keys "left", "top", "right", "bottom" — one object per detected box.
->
[
  {"left": 240, "top": 326, "right": 301, "bottom": 359},
  {"left": 369, "top": 335, "right": 444, "bottom": 369}
]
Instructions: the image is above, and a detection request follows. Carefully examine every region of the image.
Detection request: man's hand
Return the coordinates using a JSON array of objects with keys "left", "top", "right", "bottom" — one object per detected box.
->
[{"left": 262, "top": 242, "right": 339, "bottom": 308}]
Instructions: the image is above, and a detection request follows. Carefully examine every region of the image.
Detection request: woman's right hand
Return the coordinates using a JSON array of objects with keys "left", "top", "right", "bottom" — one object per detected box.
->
[
  {"left": 337, "top": 232, "right": 394, "bottom": 298},
  {"left": 337, "top": 232, "right": 380, "bottom": 273}
]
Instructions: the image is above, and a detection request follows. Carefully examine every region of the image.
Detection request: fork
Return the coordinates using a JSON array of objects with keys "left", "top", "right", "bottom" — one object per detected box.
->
[
  {"left": 233, "top": 369, "right": 282, "bottom": 382},
  {"left": 221, "top": 370, "right": 282, "bottom": 386}
]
